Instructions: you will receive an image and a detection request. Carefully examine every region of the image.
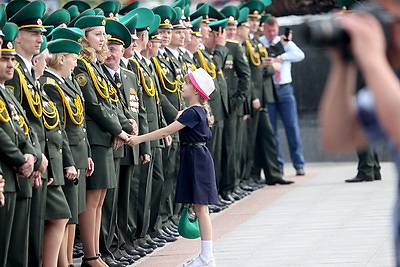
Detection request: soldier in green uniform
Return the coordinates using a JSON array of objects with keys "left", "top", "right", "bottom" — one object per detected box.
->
[
  {"left": 119, "top": 8, "right": 156, "bottom": 257},
  {"left": 73, "top": 15, "right": 130, "bottom": 267},
  {"left": 346, "top": 148, "right": 382, "bottom": 182},
  {"left": 36, "top": 37, "right": 80, "bottom": 267},
  {"left": 182, "top": 17, "right": 202, "bottom": 70},
  {"left": 0, "top": 21, "right": 39, "bottom": 267},
  {"left": 5, "top": 2, "right": 50, "bottom": 266},
  {"left": 219, "top": 6, "right": 251, "bottom": 202},
  {"left": 101, "top": 18, "right": 144, "bottom": 266},
  {"left": 48, "top": 26, "right": 94, "bottom": 267},
  {"left": 152, "top": 5, "right": 183, "bottom": 236}
]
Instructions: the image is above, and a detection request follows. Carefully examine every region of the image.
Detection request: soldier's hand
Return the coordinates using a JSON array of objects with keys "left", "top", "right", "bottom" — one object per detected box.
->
[
  {"left": 18, "top": 154, "right": 35, "bottom": 177},
  {"left": 128, "top": 119, "right": 138, "bottom": 136},
  {"left": 65, "top": 166, "right": 78, "bottom": 181},
  {"left": 0, "top": 177, "right": 5, "bottom": 207},
  {"left": 47, "top": 178, "right": 54, "bottom": 186},
  {"left": 38, "top": 153, "right": 48, "bottom": 174},
  {"left": 86, "top": 157, "right": 95, "bottom": 177},
  {"left": 216, "top": 27, "right": 226, "bottom": 46},
  {"left": 127, "top": 135, "right": 140, "bottom": 146},
  {"left": 31, "top": 172, "right": 42, "bottom": 188},
  {"left": 140, "top": 154, "right": 151, "bottom": 164},
  {"left": 262, "top": 57, "right": 274, "bottom": 68},
  {"left": 113, "top": 136, "right": 125, "bottom": 150},
  {"left": 117, "top": 130, "right": 129, "bottom": 142},
  {"left": 252, "top": 98, "right": 261, "bottom": 110},
  {"left": 165, "top": 135, "right": 172, "bottom": 146}
]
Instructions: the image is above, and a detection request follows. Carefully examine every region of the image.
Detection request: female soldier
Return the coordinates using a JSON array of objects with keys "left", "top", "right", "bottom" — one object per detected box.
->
[
  {"left": 73, "top": 15, "right": 129, "bottom": 267},
  {"left": 40, "top": 30, "right": 94, "bottom": 267}
]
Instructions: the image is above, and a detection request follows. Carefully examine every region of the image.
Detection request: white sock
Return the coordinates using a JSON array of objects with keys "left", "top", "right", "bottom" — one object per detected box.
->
[{"left": 200, "top": 240, "right": 214, "bottom": 260}]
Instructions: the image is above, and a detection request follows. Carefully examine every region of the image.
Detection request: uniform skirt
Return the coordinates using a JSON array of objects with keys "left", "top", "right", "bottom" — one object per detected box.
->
[
  {"left": 62, "top": 170, "right": 86, "bottom": 224},
  {"left": 86, "top": 145, "right": 117, "bottom": 190},
  {"left": 45, "top": 185, "right": 71, "bottom": 220}
]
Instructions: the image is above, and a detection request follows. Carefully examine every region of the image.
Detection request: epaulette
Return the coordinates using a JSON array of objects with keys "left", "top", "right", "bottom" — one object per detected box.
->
[
  {"left": 121, "top": 67, "right": 135, "bottom": 76},
  {"left": 46, "top": 77, "right": 56, "bottom": 85},
  {"left": 227, "top": 39, "right": 239, "bottom": 44}
]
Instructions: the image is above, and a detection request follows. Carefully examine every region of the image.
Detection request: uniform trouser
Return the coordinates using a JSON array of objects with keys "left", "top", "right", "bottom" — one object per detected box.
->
[
  {"left": 125, "top": 164, "right": 141, "bottom": 249},
  {"left": 160, "top": 140, "right": 180, "bottom": 226},
  {"left": 220, "top": 111, "right": 237, "bottom": 196},
  {"left": 148, "top": 147, "right": 165, "bottom": 237},
  {"left": 8, "top": 196, "right": 31, "bottom": 267},
  {"left": 242, "top": 110, "right": 260, "bottom": 183},
  {"left": 28, "top": 180, "right": 47, "bottom": 267},
  {"left": 0, "top": 192, "right": 16, "bottom": 267},
  {"left": 357, "top": 147, "right": 381, "bottom": 180},
  {"left": 236, "top": 116, "right": 247, "bottom": 184},
  {"left": 100, "top": 158, "right": 121, "bottom": 259},
  {"left": 136, "top": 152, "right": 155, "bottom": 239},
  {"left": 251, "top": 109, "right": 282, "bottom": 183},
  {"left": 114, "top": 163, "right": 134, "bottom": 252},
  {"left": 267, "top": 84, "right": 305, "bottom": 169},
  {"left": 207, "top": 120, "right": 224, "bottom": 195}
]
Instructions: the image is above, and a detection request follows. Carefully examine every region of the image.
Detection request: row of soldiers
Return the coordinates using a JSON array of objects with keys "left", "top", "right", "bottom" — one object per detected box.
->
[{"left": 0, "top": 0, "right": 299, "bottom": 266}]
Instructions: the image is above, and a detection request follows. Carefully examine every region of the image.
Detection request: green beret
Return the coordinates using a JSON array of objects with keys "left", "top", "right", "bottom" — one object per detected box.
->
[
  {"left": 170, "top": 0, "right": 185, "bottom": 9},
  {"left": 208, "top": 5, "right": 225, "bottom": 21},
  {"left": 51, "top": 27, "right": 84, "bottom": 44},
  {"left": 121, "top": 7, "right": 154, "bottom": 32},
  {"left": 74, "top": 15, "right": 107, "bottom": 29},
  {"left": 237, "top": 7, "right": 250, "bottom": 27},
  {"left": 62, "top": 1, "right": 91, "bottom": 13},
  {"left": 153, "top": 5, "right": 176, "bottom": 29},
  {"left": 5, "top": 0, "right": 30, "bottom": 19},
  {"left": 221, "top": 6, "right": 240, "bottom": 26},
  {"left": 240, "top": 1, "right": 265, "bottom": 19},
  {"left": 47, "top": 38, "right": 82, "bottom": 54},
  {"left": 120, "top": 13, "right": 138, "bottom": 40},
  {"left": 69, "top": 9, "right": 96, "bottom": 27},
  {"left": 43, "top": 9, "right": 71, "bottom": 27},
  {"left": 190, "top": 3, "right": 209, "bottom": 23},
  {"left": 149, "top": 14, "right": 162, "bottom": 41},
  {"left": 172, "top": 7, "right": 186, "bottom": 29},
  {"left": 105, "top": 19, "right": 131, "bottom": 48},
  {"left": 67, "top": 6, "right": 79, "bottom": 21},
  {"left": 8, "top": 1, "right": 46, "bottom": 32},
  {"left": 94, "top": 8, "right": 105, "bottom": 16},
  {"left": 2, "top": 22, "right": 18, "bottom": 55},
  {"left": 0, "top": 5, "right": 5, "bottom": 37},
  {"left": 209, "top": 18, "right": 229, "bottom": 33},
  {"left": 95, "top": 1, "right": 120, "bottom": 20},
  {"left": 190, "top": 16, "right": 202, "bottom": 37},
  {"left": 119, "top": 1, "right": 140, "bottom": 16}
]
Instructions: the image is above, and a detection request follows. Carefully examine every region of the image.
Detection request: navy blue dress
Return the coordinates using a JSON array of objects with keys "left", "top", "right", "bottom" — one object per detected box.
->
[{"left": 175, "top": 106, "right": 219, "bottom": 205}]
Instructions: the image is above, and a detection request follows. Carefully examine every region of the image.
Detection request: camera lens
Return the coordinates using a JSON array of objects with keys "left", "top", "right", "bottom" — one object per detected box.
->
[{"left": 303, "top": 19, "right": 350, "bottom": 46}]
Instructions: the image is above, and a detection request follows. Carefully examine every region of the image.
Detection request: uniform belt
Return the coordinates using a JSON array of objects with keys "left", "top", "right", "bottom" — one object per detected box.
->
[
  {"left": 181, "top": 142, "right": 206, "bottom": 147},
  {"left": 275, "top": 83, "right": 290, "bottom": 89}
]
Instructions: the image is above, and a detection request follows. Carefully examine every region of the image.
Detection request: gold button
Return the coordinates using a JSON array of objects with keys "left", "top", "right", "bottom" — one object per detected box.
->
[
  {"left": 58, "top": 130, "right": 61, "bottom": 134},
  {"left": 59, "top": 149, "right": 62, "bottom": 153},
  {"left": 83, "top": 128, "right": 86, "bottom": 132}
]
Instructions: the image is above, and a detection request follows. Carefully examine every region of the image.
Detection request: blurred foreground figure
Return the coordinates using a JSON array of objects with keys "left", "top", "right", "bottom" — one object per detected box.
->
[{"left": 319, "top": 1, "right": 400, "bottom": 265}]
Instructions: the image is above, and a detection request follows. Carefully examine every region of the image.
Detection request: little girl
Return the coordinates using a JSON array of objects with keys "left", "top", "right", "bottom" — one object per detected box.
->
[{"left": 128, "top": 68, "right": 218, "bottom": 267}]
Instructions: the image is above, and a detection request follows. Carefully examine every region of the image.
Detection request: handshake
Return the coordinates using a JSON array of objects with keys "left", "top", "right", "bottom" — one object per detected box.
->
[{"left": 112, "top": 118, "right": 140, "bottom": 150}]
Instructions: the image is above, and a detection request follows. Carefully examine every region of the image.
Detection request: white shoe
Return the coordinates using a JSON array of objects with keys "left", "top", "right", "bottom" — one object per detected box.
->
[{"left": 182, "top": 255, "right": 216, "bottom": 267}]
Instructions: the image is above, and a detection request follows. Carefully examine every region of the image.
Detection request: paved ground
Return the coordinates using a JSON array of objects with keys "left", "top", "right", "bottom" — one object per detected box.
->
[{"left": 131, "top": 162, "right": 397, "bottom": 267}]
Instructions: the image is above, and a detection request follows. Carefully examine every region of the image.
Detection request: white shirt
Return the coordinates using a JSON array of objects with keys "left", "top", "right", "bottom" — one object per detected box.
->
[
  {"left": 46, "top": 69, "right": 64, "bottom": 83},
  {"left": 17, "top": 54, "right": 33, "bottom": 74},
  {"left": 259, "top": 35, "right": 305, "bottom": 85},
  {"left": 104, "top": 65, "right": 121, "bottom": 80},
  {"left": 121, "top": 57, "right": 129, "bottom": 67},
  {"left": 134, "top": 50, "right": 144, "bottom": 61},
  {"left": 165, "top": 47, "right": 180, "bottom": 61}
]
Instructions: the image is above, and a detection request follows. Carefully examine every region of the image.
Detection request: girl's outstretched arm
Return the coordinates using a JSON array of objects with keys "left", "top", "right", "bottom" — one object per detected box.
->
[{"left": 127, "top": 120, "right": 185, "bottom": 146}]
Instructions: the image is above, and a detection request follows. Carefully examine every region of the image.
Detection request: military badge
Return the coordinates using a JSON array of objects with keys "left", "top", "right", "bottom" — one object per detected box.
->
[{"left": 75, "top": 73, "right": 88, "bottom": 87}]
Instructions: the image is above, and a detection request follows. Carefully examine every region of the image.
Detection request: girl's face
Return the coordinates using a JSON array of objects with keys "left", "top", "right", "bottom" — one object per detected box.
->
[
  {"left": 181, "top": 80, "right": 198, "bottom": 100},
  {"left": 60, "top": 53, "right": 78, "bottom": 78},
  {"left": 86, "top": 26, "right": 106, "bottom": 52}
]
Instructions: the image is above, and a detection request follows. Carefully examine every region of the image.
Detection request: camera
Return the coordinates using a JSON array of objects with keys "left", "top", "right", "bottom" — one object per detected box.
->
[{"left": 303, "top": 2, "right": 394, "bottom": 52}]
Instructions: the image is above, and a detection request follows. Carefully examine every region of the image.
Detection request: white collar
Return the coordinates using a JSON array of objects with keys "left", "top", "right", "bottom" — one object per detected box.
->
[
  {"left": 165, "top": 47, "right": 180, "bottom": 60},
  {"left": 104, "top": 65, "right": 120, "bottom": 78},
  {"left": 134, "top": 50, "right": 143, "bottom": 61},
  {"left": 46, "top": 69, "right": 64, "bottom": 83},
  {"left": 121, "top": 57, "right": 129, "bottom": 66},
  {"left": 17, "top": 54, "right": 33, "bottom": 72}
]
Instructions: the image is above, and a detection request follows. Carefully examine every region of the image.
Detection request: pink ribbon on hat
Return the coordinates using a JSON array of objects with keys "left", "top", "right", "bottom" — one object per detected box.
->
[{"left": 188, "top": 72, "right": 210, "bottom": 100}]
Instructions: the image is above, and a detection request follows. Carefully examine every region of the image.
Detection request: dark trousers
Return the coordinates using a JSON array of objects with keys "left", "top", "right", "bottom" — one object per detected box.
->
[
  {"left": 357, "top": 147, "right": 381, "bottom": 180},
  {"left": 207, "top": 120, "right": 224, "bottom": 194},
  {"left": 220, "top": 111, "right": 237, "bottom": 195},
  {"left": 0, "top": 192, "right": 16, "bottom": 267}
]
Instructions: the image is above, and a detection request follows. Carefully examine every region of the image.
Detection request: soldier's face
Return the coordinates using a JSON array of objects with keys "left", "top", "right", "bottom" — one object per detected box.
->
[
  {"left": 185, "top": 27, "right": 192, "bottom": 45},
  {"left": 170, "top": 29, "right": 185, "bottom": 48},
  {"left": 247, "top": 17, "right": 260, "bottom": 34},
  {"left": 0, "top": 55, "right": 15, "bottom": 83},
  {"left": 237, "top": 26, "right": 250, "bottom": 40},
  {"left": 201, "top": 22, "right": 211, "bottom": 41},
  {"left": 32, "top": 49, "right": 48, "bottom": 78},
  {"left": 105, "top": 43, "right": 124, "bottom": 70},
  {"left": 60, "top": 53, "right": 78, "bottom": 78},
  {"left": 225, "top": 25, "right": 237, "bottom": 40},
  {"left": 85, "top": 26, "right": 106, "bottom": 52},
  {"left": 159, "top": 28, "right": 172, "bottom": 48},
  {"left": 149, "top": 40, "right": 161, "bottom": 57},
  {"left": 15, "top": 30, "right": 43, "bottom": 57},
  {"left": 264, "top": 23, "right": 279, "bottom": 41}
]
